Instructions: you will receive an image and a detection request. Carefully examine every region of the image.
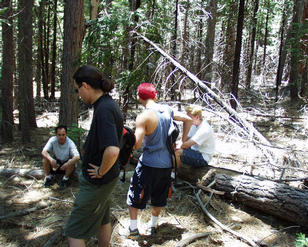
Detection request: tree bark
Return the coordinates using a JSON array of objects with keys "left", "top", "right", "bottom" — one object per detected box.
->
[
  {"left": 59, "top": 0, "right": 85, "bottom": 126},
  {"left": 230, "top": 0, "right": 245, "bottom": 109},
  {"left": 275, "top": 0, "right": 292, "bottom": 101},
  {"left": 204, "top": 0, "right": 217, "bottom": 83},
  {"left": 1, "top": 0, "right": 14, "bottom": 143},
  {"left": 221, "top": 1, "right": 236, "bottom": 92},
  {"left": 289, "top": 0, "right": 304, "bottom": 100},
  {"left": 200, "top": 170, "right": 308, "bottom": 227},
  {"left": 17, "top": 0, "right": 37, "bottom": 143},
  {"left": 245, "top": 0, "right": 259, "bottom": 89},
  {"left": 262, "top": 0, "right": 270, "bottom": 66},
  {"left": 50, "top": 0, "right": 58, "bottom": 100}
]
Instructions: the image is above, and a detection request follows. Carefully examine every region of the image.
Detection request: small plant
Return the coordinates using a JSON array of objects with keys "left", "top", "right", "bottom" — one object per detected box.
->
[{"left": 295, "top": 233, "right": 308, "bottom": 247}]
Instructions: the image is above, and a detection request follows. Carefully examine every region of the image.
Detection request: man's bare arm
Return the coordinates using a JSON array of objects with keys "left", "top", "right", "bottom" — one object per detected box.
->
[
  {"left": 173, "top": 111, "right": 193, "bottom": 142},
  {"left": 134, "top": 113, "right": 147, "bottom": 150}
]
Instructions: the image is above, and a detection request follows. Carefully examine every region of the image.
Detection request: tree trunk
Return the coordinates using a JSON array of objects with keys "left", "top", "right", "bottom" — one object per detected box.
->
[
  {"left": 230, "top": 0, "right": 245, "bottom": 109},
  {"left": 195, "top": 0, "right": 204, "bottom": 76},
  {"left": 168, "top": 0, "right": 178, "bottom": 101},
  {"left": 122, "top": 0, "right": 141, "bottom": 122},
  {"left": 17, "top": 0, "right": 37, "bottom": 143},
  {"left": 245, "top": 0, "right": 259, "bottom": 89},
  {"left": 37, "top": 0, "right": 46, "bottom": 99},
  {"left": 90, "top": 0, "right": 100, "bottom": 19},
  {"left": 42, "top": 0, "right": 51, "bottom": 100},
  {"left": 275, "top": 0, "right": 292, "bottom": 101},
  {"left": 59, "top": 0, "right": 85, "bottom": 127},
  {"left": 262, "top": 0, "right": 270, "bottom": 66},
  {"left": 289, "top": 0, "right": 304, "bottom": 100},
  {"left": 50, "top": 0, "right": 58, "bottom": 100},
  {"left": 1, "top": 0, "right": 14, "bottom": 143},
  {"left": 204, "top": 0, "right": 217, "bottom": 83},
  {"left": 221, "top": 1, "right": 236, "bottom": 92},
  {"left": 200, "top": 170, "right": 308, "bottom": 227}
]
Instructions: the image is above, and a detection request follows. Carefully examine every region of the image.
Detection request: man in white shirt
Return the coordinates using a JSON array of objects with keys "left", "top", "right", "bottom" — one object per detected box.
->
[
  {"left": 176, "top": 105, "right": 215, "bottom": 167},
  {"left": 42, "top": 125, "right": 80, "bottom": 189}
]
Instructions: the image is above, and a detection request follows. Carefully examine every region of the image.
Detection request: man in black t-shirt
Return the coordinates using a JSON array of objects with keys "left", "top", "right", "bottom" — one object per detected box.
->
[{"left": 65, "top": 65, "right": 123, "bottom": 247}]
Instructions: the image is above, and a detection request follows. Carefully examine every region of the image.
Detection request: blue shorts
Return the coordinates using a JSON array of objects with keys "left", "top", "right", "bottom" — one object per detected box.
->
[
  {"left": 180, "top": 148, "right": 208, "bottom": 167},
  {"left": 127, "top": 162, "right": 172, "bottom": 209}
]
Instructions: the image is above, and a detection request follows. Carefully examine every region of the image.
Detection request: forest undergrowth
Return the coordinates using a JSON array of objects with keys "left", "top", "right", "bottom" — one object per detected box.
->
[{"left": 0, "top": 85, "right": 307, "bottom": 247}]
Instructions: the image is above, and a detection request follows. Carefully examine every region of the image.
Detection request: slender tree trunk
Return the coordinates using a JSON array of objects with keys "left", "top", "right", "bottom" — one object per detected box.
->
[
  {"left": 17, "top": 0, "right": 37, "bottom": 143},
  {"left": 1, "top": 0, "right": 14, "bottom": 142},
  {"left": 169, "top": 0, "right": 178, "bottom": 101},
  {"left": 289, "top": 0, "right": 304, "bottom": 100},
  {"left": 262, "top": 0, "right": 270, "bottom": 66},
  {"left": 195, "top": 0, "right": 204, "bottom": 76},
  {"left": 230, "top": 0, "right": 245, "bottom": 109},
  {"left": 300, "top": 2, "right": 308, "bottom": 97},
  {"left": 50, "top": 0, "right": 58, "bottom": 100},
  {"left": 39, "top": 0, "right": 48, "bottom": 99},
  {"left": 90, "top": 0, "right": 100, "bottom": 19},
  {"left": 43, "top": 2, "right": 51, "bottom": 99},
  {"left": 204, "top": 0, "right": 217, "bottom": 84},
  {"left": 221, "top": 1, "right": 237, "bottom": 92},
  {"left": 122, "top": 0, "right": 141, "bottom": 122},
  {"left": 275, "top": 1, "right": 291, "bottom": 101},
  {"left": 245, "top": 0, "right": 259, "bottom": 89},
  {"left": 179, "top": 0, "right": 190, "bottom": 97},
  {"left": 59, "top": 0, "right": 85, "bottom": 126}
]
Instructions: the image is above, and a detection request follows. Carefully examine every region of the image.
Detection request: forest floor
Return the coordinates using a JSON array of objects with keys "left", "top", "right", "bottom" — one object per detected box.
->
[{"left": 0, "top": 87, "right": 308, "bottom": 247}]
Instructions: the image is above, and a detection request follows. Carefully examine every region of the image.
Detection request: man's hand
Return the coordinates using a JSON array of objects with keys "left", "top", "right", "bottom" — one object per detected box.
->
[
  {"left": 87, "top": 163, "right": 103, "bottom": 179},
  {"left": 50, "top": 158, "right": 59, "bottom": 170}
]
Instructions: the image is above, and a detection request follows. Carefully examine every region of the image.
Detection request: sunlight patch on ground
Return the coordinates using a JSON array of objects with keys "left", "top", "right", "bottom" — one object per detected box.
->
[{"left": 16, "top": 189, "right": 51, "bottom": 204}]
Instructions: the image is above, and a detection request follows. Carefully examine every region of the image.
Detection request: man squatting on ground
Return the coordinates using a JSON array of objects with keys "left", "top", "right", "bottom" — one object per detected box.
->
[
  {"left": 175, "top": 105, "right": 216, "bottom": 167},
  {"left": 126, "top": 83, "right": 192, "bottom": 236},
  {"left": 42, "top": 125, "right": 80, "bottom": 189},
  {"left": 65, "top": 65, "right": 123, "bottom": 247}
]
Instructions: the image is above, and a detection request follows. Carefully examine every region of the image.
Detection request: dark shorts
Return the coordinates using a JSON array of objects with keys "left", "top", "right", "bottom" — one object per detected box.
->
[
  {"left": 50, "top": 159, "right": 68, "bottom": 175},
  {"left": 181, "top": 148, "right": 208, "bottom": 167},
  {"left": 65, "top": 173, "right": 118, "bottom": 240},
  {"left": 126, "top": 162, "right": 172, "bottom": 209}
]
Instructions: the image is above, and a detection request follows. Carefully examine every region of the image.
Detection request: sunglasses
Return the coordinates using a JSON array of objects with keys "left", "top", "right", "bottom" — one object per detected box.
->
[{"left": 74, "top": 84, "right": 82, "bottom": 93}]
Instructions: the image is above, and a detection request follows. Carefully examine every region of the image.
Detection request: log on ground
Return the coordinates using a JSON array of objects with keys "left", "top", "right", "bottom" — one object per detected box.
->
[
  {"left": 200, "top": 170, "right": 308, "bottom": 227},
  {"left": 177, "top": 163, "right": 210, "bottom": 183}
]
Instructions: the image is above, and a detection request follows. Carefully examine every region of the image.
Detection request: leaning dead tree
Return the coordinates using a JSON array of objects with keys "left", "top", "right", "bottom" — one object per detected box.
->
[{"left": 135, "top": 32, "right": 285, "bottom": 171}]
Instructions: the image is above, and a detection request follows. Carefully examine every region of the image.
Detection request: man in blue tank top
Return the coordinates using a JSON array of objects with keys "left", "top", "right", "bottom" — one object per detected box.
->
[{"left": 126, "top": 83, "right": 192, "bottom": 236}]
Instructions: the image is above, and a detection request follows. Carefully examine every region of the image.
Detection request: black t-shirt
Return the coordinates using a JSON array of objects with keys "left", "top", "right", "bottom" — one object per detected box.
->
[{"left": 82, "top": 94, "right": 123, "bottom": 185}]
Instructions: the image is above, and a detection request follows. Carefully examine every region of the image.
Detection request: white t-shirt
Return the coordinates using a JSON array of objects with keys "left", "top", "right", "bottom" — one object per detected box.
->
[
  {"left": 188, "top": 120, "right": 216, "bottom": 163},
  {"left": 43, "top": 136, "right": 80, "bottom": 162}
]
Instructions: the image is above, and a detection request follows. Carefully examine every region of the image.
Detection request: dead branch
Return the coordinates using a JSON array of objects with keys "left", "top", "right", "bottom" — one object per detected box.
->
[
  {"left": 195, "top": 190, "right": 260, "bottom": 247},
  {"left": 196, "top": 184, "right": 225, "bottom": 195},
  {"left": 0, "top": 203, "right": 49, "bottom": 220},
  {"left": 175, "top": 231, "right": 215, "bottom": 247},
  {"left": 0, "top": 167, "right": 44, "bottom": 180},
  {"left": 42, "top": 229, "right": 63, "bottom": 247}
]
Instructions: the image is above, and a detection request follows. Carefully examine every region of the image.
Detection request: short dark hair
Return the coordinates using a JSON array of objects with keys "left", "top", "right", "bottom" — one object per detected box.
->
[
  {"left": 73, "top": 65, "right": 114, "bottom": 93},
  {"left": 55, "top": 125, "right": 67, "bottom": 133}
]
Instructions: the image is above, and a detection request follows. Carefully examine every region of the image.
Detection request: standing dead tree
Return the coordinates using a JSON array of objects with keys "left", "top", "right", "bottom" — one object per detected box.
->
[{"left": 135, "top": 32, "right": 283, "bottom": 170}]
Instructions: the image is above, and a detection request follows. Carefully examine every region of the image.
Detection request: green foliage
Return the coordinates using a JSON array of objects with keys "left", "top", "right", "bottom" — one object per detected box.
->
[
  {"left": 67, "top": 123, "right": 86, "bottom": 151},
  {"left": 295, "top": 233, "right": 308, "bottom": 247}
]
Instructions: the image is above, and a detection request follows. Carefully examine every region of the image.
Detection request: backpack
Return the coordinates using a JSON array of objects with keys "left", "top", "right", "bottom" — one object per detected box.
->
[
  {"left": 166, "top": 111, "right": 180, "bottom": 183},
  {"left": 119, "top": 126, "right": 136, "bottom": 182}
]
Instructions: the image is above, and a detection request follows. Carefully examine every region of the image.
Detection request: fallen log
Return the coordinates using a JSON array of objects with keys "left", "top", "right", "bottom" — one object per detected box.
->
[
  {"left": 0, "top": 167, "right": 45, "bottom": 179},
  {"left": 200, "top": 170, "right": 308, "bottom": 227}
]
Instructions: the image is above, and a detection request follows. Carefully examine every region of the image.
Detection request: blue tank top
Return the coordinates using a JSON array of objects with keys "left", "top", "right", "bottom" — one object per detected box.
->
[{"left": 139, "top": 104, "right": 172, "bottom": 168}]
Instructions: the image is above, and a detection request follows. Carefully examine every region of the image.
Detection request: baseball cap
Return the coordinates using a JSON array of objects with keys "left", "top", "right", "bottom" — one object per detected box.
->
[{"left": 137, "top": 83, "right": 157, "bottom": 100}]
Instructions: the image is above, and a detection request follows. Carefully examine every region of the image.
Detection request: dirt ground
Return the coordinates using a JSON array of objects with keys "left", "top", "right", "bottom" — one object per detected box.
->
[{"left": 0, "top": 95, "right": 308, "bottom": 247}]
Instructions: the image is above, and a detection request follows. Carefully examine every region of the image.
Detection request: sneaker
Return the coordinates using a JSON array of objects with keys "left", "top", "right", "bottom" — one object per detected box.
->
[
  {"left": 43, "top": 177, "right": 53, "bottom": 187},
  {"left": 145, "top": 225, "right": 157, "bottom": 235},
  {"left": 59, "top": 179, "right": 68, "bottom": 190},
  {"left": 127, "top": 227, "right": 139, "bottom": 238}
]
